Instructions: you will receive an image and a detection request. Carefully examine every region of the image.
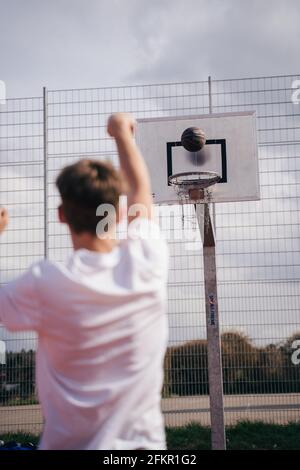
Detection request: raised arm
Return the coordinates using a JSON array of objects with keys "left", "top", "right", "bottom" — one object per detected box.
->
[
  {"left": 0, "top": 208, "right": 9, "bottom": 235},
  {"left": 107, "top": 113, "right": 153, "bottom": 222}
]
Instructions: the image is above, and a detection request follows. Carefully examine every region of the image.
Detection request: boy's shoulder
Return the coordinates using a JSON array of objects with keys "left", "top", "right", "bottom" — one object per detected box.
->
[
  {"left": 121, "top": 218, "right": 169, "bottom": 280},
  {"left": 29, "top": 258, "right": 69, "bottom": 281},
  {"left": 125, "top": 218, "right": 168, "bottom": 253},
  {"left": 31, "top": 219, "right": 168, "bottom": 279}
]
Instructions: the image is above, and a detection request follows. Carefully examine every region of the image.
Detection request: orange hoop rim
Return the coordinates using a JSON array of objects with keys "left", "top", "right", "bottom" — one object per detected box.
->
[{"left": 168, "top": 171, "right": 221, "bottom": 190}]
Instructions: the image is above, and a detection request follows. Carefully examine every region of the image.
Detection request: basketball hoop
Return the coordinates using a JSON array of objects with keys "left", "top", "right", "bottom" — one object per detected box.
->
[
  {"left": 168, "top": 171, "right": 221, "bottom": 204},
  {"left": 168, "top": 171, "right": 221, "bottom": 228}
]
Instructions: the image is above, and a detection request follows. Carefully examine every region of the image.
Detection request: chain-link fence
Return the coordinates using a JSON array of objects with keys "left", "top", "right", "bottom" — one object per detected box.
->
[{"left": 0, "top": 74, "right": 300, "bottom": 435}]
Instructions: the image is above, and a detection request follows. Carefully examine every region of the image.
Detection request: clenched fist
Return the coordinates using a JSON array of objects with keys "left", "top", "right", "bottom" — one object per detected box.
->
[
  {"left": 107, "top": 113, "right": 136, "bottom": 139},
  {"left": 0, "top": 208, "right": 9, "bottom": 234}
]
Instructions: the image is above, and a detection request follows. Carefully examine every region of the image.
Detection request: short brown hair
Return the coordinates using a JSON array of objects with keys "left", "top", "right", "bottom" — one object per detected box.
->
[{"left": 56, "top": 159, "right": 123, "bottom": 234}]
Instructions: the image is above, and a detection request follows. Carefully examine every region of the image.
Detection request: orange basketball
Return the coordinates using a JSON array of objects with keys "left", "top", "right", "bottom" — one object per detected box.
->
[{"left": 181, "top": 127, "right": 206, "bottom": 152}]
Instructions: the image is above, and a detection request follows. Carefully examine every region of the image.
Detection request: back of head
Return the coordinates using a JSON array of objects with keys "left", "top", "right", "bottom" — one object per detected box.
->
[{"left": 56, "top": 159, "right": 123, "bottom": 234}]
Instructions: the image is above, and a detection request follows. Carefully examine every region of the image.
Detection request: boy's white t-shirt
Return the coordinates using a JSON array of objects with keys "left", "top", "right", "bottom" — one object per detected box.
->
[{"left": 0, "top": 219, "right": 169, "bottom": 450}]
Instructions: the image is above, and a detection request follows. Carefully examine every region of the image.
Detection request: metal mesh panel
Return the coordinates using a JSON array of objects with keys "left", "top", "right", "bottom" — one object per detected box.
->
[
  {"left": 0, "top": 96, "right": 44, "bottom": 434},
  {"left": 212, "top": 76, "right": 300, "bottom": 426},
  {"left": 0, "top": 76, "right": 300, "bottom": 435}
]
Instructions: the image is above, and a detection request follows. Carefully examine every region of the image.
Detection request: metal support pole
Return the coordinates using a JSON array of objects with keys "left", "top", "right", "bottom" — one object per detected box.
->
[
  {"left": 196, "top": 203, "right": 226, "bottom": 450},
  {"left": 43, "top": 87, "right": 49, "bottom": 259}
]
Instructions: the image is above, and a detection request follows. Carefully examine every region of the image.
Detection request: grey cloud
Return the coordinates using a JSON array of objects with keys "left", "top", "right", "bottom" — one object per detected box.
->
[
  {"left": 0, "top": 0, "right": 298, "bottom": 97},
  {"left": 129, "top": 0, "right": 299, "bottom": 83}
]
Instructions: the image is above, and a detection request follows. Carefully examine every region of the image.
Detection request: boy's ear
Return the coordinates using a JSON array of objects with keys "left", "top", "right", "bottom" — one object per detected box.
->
[{"left": 58, "top": 204, "right": 66, "bottom": 224}]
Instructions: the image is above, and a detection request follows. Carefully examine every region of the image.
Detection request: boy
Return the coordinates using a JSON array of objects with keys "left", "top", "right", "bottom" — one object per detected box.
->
[{"left": 0, "top": 113, "right": 169, "bottom": 450}]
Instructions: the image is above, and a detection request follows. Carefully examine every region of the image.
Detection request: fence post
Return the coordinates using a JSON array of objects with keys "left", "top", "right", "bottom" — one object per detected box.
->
[
  {"left": 43, "top": 87, "right": 49, "bottom": 259},
  {"left": 208, "top": 76, "right": 217, "bottom": 232},
  {"left": 208, "top": 76, "right": 213, "bottom": 114}
]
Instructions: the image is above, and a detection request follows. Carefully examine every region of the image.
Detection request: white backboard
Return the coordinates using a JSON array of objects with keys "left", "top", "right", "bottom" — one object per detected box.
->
[{"left": 135, "top": 112, "right": 260, "bottom": 204}]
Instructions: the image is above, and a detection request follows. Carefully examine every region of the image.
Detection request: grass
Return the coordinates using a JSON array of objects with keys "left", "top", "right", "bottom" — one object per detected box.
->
[
  {"left": 1, "top": 422, "right": 300, "bottom": 450},
  {"left": 166, "top": 421, "right": 300, "bottom": 450},
  {"left": 0, "top": 397, "right": 39, "bottom": 407},
  {"left": 0, "top": 432, "right": 39, "bottom": 447}
]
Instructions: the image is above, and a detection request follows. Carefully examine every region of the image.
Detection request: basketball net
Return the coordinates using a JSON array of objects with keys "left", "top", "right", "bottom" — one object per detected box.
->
[{"left": 168, "top": 171, "right": 221, "bottom": 229}]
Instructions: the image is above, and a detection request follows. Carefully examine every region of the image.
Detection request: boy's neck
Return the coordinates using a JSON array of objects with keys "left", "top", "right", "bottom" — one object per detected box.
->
[{"left": 71, "top": 231, "right": 118, "bottom": 253}]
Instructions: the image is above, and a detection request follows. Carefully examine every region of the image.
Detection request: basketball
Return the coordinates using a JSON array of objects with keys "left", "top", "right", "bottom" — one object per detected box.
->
[{"left": 181, "top": 127, "right": 206, "bottom": 152}]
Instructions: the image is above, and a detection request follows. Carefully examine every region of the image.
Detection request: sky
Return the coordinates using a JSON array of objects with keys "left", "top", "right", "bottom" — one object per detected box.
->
[{"left": 0, "top": 0, "right": 299, "bottom": 98}]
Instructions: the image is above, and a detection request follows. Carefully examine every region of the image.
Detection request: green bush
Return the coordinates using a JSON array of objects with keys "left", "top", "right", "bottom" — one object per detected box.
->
[{"left": 164, "top": 331, "right": 300, "bottom": 396}]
